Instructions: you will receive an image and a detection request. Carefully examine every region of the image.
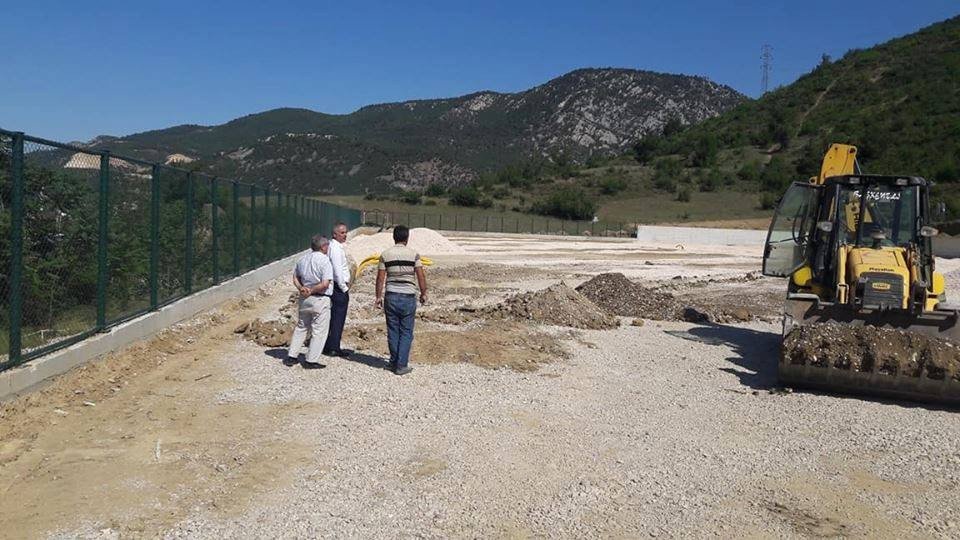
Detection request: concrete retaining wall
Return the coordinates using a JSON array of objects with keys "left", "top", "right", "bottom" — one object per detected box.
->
[
  {"left": 635, "top": 225, "right": 767, "bottom": 246},
  {"left": 0, "top": 252, "right": 305, "bottom": 400},
  {"left": 934, "top": 236, "right": 960, "bottom": 259},
  {"left": 633, "top": 225, "right": 960, "bottom": 259}
]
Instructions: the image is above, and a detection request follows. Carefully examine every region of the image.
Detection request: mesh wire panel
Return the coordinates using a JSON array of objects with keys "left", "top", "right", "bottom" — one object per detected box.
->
[
  {"left": 105, "top": 156, "right": 152, "bottom": 323},
  {"left": 191, "top": 174, "right": 214, "bottom": 291},
  {"left": 156, "top": 166, "right": 188, "bottom": 304},
  {"left": 215, "top": 180, "right": 236, "bottom": 281},
  {"left": 19, "top": 140, "right": 100, "bottom": 356}
]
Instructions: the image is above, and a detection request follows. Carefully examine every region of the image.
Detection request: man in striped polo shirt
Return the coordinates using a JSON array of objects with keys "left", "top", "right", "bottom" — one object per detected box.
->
[{"left": 375, "top": 225, "right": 428, "bottom": 375}]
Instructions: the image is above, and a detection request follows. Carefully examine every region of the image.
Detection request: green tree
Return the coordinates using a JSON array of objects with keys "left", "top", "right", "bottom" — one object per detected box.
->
[{"left": 532, "top": 188, "right": 597, "bottom": 220}]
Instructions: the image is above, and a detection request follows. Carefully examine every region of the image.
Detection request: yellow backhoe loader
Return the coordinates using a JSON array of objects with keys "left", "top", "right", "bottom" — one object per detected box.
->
[{"left": 762, "top": 143, "right": 959, "bottom": 403}]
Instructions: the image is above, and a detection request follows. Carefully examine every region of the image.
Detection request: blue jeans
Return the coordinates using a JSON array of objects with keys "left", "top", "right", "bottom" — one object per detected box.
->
[{"left": 384, "top": 292, "right": 417, "bottom": 368}]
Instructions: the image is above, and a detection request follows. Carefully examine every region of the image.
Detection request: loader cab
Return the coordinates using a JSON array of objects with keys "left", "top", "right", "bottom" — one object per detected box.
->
[
  {"left": 763, "top": 175, "right": 936, "bottom": 287},
  {"left": 762, "top": 181, "right": 821, "bottom": 277}
]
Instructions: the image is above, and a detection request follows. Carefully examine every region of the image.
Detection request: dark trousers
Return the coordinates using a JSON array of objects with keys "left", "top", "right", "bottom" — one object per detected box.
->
[{"left": 324, "top": 284, "right": 349, "bottom": 353}]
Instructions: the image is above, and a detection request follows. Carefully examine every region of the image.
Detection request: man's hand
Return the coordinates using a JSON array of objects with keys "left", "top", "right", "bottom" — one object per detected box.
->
[
  {"left": 299, "top": 286, "right": 311, "bottom": 298},
  {"left": 375, "top": 296, "right": 383, "bottom": 310},
  {"left": 419, "top": 292, "right": 428, "bottom": 305}
]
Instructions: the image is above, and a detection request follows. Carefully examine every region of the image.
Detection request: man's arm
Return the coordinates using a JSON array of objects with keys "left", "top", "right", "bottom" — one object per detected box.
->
[
  {"left": 330, "top": 242, "right": 350, "bottom": 292},
  {"left": 293, "top": 270, "right": 310, "bottom": 298},
  {"left": 309, "top": 279, "right": 331, "bottom": 295},
  {"left": 310, "top": 256, "right": 333, "bottom": 295},
  {"left": 375, "top": 269, "right": 386, "bottom": 309},
  {"left": 415, "top": 266, "right": 428, "bottom": 305}
]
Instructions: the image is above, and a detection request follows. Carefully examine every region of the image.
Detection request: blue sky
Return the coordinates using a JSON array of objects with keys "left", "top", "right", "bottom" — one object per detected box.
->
[{"left": 2, "top": 1, "right": 957, "bottom": 142}]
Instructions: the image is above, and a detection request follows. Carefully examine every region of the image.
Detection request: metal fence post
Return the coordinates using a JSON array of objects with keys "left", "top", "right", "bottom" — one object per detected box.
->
[
  {"left": 184, "top": 172, "right": 194, "bottom": 294},
  {"left": 8, "top": 133, "right": 25, "bottom": 364},
  {"left": 263, "top": 189, "right": 271, "bottom": 262},
  {"left": 211, "top": 177, "right": 220, "bottom": 284},
  {"left": 96, "top": 151, "right": 110, "bottom": 329},
  {"left": 232, "top": 181, "right": 240, "bottom": 276},
  {"left": 275, "top": 191, "right": 281, "bottom": 259},
  {"left": 149, "top": 165, "right": 160, "bottom": 309},
  {"left": 249, "top": 185, "right": 256, "bottom": 269},
  {"left": 283, "top": 193, "right": 294, "bottom": 253}
]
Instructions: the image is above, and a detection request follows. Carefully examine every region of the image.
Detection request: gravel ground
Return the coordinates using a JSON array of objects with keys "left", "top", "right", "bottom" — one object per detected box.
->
[
  {"left": 7, "top": 234, "right": 960, "bottom": 538},
  {"left": 160, "top": 316, "right": 960, "bottom": 538}
]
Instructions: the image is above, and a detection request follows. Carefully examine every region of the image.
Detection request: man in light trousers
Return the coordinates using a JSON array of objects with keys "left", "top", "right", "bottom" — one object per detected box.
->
[
  {"left": 323, "top": 222, "right": 352, "bottom": 357},
  {"left": 287, "top": 235, "right": 334, "bottom": 369}
]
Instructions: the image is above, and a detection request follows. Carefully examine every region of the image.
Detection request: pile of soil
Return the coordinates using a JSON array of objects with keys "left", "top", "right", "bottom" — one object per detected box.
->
[
  {"left": 235, "top": 319, "right": 292, "bottom": 348},
  {"left": 346, "top": 227, "right": 466, "bottom": 262},
  {"left": 783, "top": 323, "right": 960, "bottom": 380},
  {"left": 484, "top": 283, "right": 619, "bottom": 330},
  {"left": 575, "top": 273, "right": 683, "bottom": 320}
]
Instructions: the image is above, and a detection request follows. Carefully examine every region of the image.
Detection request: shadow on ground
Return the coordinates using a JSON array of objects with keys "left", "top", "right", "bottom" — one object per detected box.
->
[
  {"left": 681, "top": 324, "right": 960, "bottom": 412},
  {"left": 265, "top": 348, "right": 393, "bottom": 371},
  {"left": 683, "top": 323, "right": 780, "bottom": 390}
]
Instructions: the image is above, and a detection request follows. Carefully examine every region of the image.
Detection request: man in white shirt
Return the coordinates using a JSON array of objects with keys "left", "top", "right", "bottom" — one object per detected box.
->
[
  {"left": 323, "top": 222, "right": 352, "bottom": 357},
  {"left": 287, "top": 235, "right": 333, "bottom": 369}
]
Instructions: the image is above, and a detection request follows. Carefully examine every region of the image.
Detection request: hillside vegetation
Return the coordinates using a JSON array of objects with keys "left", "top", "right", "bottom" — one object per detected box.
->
[{"left": 628, "top": 15, "right": 960, "bottom": 217}]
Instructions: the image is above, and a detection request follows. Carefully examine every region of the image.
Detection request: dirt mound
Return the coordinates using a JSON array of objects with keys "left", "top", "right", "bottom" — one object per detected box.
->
[
  {"left": 575, "top": 273, "right": 683, "bottom": 320},
  {"left": 784, "top": 323, "right": 960, "bottom": 380},
  {"left": 484, "top": 283, "right": 619, "bottom": 330},
  {"left": 235, "top": 319, "right": 292, "bottom": 348},
  {"left": 346, "top": 227, "right": 466, "bottom": 261}
]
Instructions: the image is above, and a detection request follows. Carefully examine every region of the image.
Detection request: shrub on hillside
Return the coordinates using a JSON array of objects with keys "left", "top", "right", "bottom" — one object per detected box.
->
[
  {"left": 532, "top": 188, "right": 597, "bottom": 220},
  {"left": 399, "top": 191, "right": 422, "bottom": 205},
  {"left": 599, "top": 176, "right": 628, "bottom": 195},
  {"left": 676, "top": 188, "right": 692, "bottom": 203},
  {"left": 653, "top": 176, "right": 676, "bottom": 192},
  {"left": 449, "top": 187, "right": 481, "bottom": 207},
  {"left": 425, "top": 184, "right": 446, "bottom": 197},
  {"left": 759, "top": 192, "right": 779, "bottom": 210}
]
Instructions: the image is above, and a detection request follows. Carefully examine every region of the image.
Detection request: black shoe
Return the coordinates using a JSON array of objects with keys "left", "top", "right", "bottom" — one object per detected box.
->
[
  {"left": 394, "top": 366, "right": 413, "bottom": 376},
  {"left": 283, "top": 356, "right": 299, "bottom": 367},
  {"left": 301, "top": 360, "right": 326, "bottom": 369},
  {"left": 334, "top": 349, "right": 353, "bottom": 358},
  {"left": 387, "top": 361, "right": 397, "bottom": 371}
]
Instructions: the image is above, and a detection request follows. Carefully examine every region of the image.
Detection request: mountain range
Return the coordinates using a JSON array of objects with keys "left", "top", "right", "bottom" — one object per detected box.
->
[{"left": 83, "top": 68, "right": 744, "bottom": 193}]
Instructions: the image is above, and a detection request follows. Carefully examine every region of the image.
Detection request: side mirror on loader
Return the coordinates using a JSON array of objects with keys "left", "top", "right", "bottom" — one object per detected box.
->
[
  {"left": 920, "top": 226, "right": 939, "bottom": 238},
  {"left": 935, "top": 202, "right": 948, "bottom": 223}
]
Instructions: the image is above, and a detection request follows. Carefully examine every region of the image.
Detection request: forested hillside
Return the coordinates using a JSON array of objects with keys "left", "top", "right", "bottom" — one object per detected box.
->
[{"left": 629, "top": 15, "right": 960, "bottom": 216}]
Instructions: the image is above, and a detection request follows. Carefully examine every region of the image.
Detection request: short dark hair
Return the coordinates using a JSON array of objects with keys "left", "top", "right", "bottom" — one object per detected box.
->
[
  {"left": 311, "top": 234, "right": 329, "bottom": 251},
  {"left": 393, "top": 225, "right": 409, "bottom": 244}
]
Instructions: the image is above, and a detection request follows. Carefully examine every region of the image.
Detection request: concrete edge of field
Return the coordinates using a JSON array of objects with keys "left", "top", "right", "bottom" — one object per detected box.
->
[
  {"left": 442, "top": 226, "right": 960, "bottom": 257},
  {"left": 0, "top": 252, "right": 305, "bottom": 401}
]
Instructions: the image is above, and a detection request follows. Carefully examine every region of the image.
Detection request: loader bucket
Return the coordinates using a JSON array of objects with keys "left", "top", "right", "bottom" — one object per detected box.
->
[{"left": 779, "top": 298, "right": 960, "bottom": 406}]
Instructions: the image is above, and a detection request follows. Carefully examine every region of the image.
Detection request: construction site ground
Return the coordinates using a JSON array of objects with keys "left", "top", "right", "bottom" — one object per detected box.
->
[{"left": 3, "top": 232, "right": 960, "bottom": 538}]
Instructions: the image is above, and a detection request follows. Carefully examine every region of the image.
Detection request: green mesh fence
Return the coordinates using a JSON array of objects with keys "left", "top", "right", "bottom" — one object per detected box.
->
[
  {"left": 0, "top": 129, "right": 361, "bottom": 371},
  {"left": 362, "top": 210, "right": 633, "bottom": 238}
]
